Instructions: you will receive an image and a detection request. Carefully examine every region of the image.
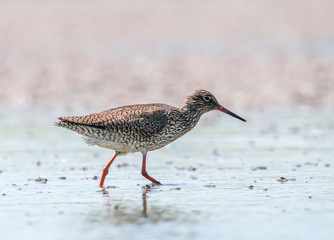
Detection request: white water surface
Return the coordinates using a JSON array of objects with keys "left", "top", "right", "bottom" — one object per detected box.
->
[{"left": 0, "top": 113, "right": 333, "bottom": 240}]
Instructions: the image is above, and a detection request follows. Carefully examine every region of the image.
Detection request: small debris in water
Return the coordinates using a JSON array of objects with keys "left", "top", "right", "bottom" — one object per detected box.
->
[
  {"left": 305, "top": 162, "right": 318, "bottom": 167},
  {"left": 251, "top": 166, "right": 267, "bottom": 171},
  {"left": 295, "top": 164, "right": 302, "bottom": 168},
  {"left": 0, "top": 170, "right": 3, "bottom": 174},
  {"left": 105, "top": 186, "right": 118, "bottom": 189},
  {"left": 165, "top": 161, "right": 173, "bottom": 165},
  {"left": 277, "top": 177, "right": 296, "bottom": 183},
  {"left": 35, "top": 177, "right": 47, "bottom": 184},
  {"left": 277, "top": 177, "right": 288, "bottom": 183},
  {"left": 171, "top": 187, "right": 181, "bottom": 190},
  {"left": 263, "top": 188, "right": 268, "bottom": 191},
  {"left": 93, "top": 176, "right": 98, "bottom": 180},
  {"left": 58, "top": 176, "right": 66, "bottom": 180},
  {"left": 212, "top": 149, "right": 219, "bottom": 156},
  {"left": 203, "top": 184, "right": 216, "bottom": 188},
  {"left": 142, "top": 184, "right": 153, "bottom": 193},
  {"left": 82, "top": 166, "right": 87, "bottom": 171},
  {"left": 36, "top": 161, "right": 41, "bottom": 166},
  {"left": 324, "top": 163, "right": 330, "bottom": 167},
  {"left": 308, "top": 196, "right": 312, "bottom": 199},
  {"left": 248, "top": 185, "right": 254, "bottom": 190},
  {"left": 2, "top": 193, "right": 6, "bottom": 196},
  {"left": 114, "top": 205, "right": 120, "bottom": 210},
  {"left": 142, "top": 185, "right": 152, "bottom": 190},
  {"left": 175, "top": 166, "right": 197, "bottom": 171},
  {"left": 190, "top": 176, "right": 198, "bottom": 180},
  {"left": 117, "top": 163, "right": 129, "bottom": 168},
  {"left": 187, "top": 166, "right": 196, "bottom": 171}
]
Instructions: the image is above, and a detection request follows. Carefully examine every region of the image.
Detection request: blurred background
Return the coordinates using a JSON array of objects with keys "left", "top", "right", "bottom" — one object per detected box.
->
[{"left": 0, "top": 0, "right": 333, "bottom": 121}]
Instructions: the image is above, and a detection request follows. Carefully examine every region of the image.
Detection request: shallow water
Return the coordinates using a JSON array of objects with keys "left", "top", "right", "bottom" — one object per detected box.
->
[{"left": 1, "top": 113, "right": 334, "bottom": 240}]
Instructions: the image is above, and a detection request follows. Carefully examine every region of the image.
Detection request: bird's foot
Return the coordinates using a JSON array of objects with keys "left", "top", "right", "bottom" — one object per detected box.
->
[{"left": 152, "top": 181, "right": 162, "bottom": 186}]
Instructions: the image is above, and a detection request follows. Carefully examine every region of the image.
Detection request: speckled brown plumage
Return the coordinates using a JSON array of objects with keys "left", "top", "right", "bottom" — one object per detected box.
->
[{"left": 55, "top": 89, "right": 246, "bottom": 187}]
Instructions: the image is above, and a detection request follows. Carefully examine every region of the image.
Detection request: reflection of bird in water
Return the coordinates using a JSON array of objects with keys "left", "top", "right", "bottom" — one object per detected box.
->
[
  {"left": 142, "top": 189, "right": 148, "bottom": 218},
  {"left": 55, "top": 89, "right": 246, "bottom": 187}
]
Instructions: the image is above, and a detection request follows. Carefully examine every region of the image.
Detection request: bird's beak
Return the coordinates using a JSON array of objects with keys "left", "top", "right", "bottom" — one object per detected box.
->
[{"left": 215, "top": 105, "right": 246, "bottom": 122}]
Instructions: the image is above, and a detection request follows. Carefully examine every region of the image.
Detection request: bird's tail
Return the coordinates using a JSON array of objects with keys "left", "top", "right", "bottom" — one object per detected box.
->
[{"left": 54, "top": 117, "right": 80, "bottom": 131}]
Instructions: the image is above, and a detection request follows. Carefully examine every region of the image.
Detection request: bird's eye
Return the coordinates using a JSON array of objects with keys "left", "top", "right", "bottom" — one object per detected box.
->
[{"left": 203, "top": 96, "right": 211, "bottom": 102}]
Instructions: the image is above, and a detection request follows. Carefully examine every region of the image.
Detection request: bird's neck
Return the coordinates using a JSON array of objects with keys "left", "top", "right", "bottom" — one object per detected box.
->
[{"left": 179, "top": 104, "right": 202, "bottom": 125}]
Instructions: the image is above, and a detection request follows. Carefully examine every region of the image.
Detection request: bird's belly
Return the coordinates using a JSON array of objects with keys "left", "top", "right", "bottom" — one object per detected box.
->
[
  {"left": 83, "top": 134, "right": 174, "bottom": 153},
  {"left": 83, "top": 137, "right": 139, "bottom": 152}
]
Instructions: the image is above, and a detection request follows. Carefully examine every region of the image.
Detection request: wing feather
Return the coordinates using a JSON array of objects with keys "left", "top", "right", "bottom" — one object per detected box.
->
[{"left": 57, "top": 103, "right": 176, "bottom": 138}]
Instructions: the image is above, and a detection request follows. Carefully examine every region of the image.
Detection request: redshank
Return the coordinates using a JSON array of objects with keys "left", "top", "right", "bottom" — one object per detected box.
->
[{"left": 55, "top": 89, "right": 246, "bottom": 187}]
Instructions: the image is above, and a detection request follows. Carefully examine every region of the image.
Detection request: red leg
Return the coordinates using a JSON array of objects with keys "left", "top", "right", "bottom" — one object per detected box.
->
[
  {"left": 141, "top": 152, "right": 161, "bottom": 185},
  {"left": 99, "top": 152, "right": 119, "bottom": 188}
]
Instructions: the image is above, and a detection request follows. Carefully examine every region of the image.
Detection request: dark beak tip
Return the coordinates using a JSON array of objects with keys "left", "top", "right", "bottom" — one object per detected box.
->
[
  {"left": 215, "top": 105, "right": 246, "bottom": 123},
  {"left": 236, "top": 116, "right": 247, "bottom": 122}
]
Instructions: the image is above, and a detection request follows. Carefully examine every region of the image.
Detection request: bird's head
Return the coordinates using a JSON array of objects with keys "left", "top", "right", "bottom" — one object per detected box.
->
[{"left": 180, "top": 89, "right": 246, "bottom": 122}]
